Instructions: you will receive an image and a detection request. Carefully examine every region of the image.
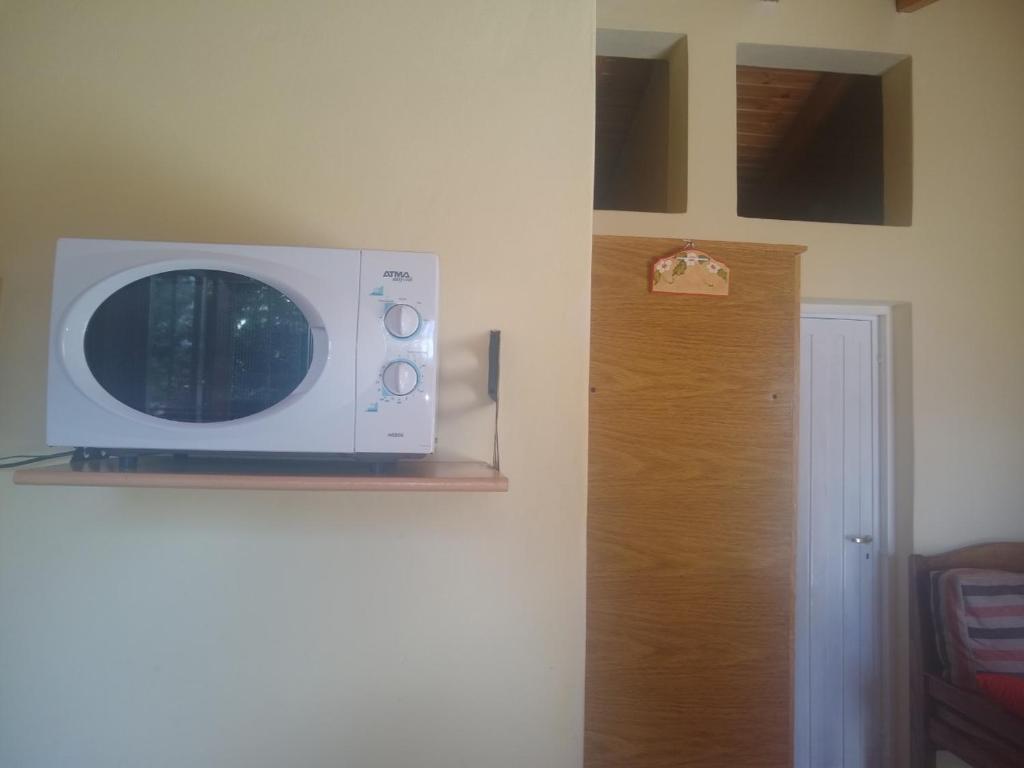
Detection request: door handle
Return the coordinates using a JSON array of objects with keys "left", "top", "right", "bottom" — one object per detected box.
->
[{"left": 847, "top": 535, "right": 873, "bottom": 544}]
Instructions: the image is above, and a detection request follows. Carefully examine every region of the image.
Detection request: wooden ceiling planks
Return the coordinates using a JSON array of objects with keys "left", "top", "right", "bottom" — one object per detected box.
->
[
  {"left": 595, "top": 55, "right": 659, "bottom": 207},
  {"left": 755, "top": 72, "right": 854, "bottom": 186},
  {"left": 737, "top": 66, "right": 884, "bottom": 224},
  {"left": 736, "top": 66, "right": 822, "bottom": 194},
  {"left": 896, "top": 0, "right": 941, "bottom": 11}
]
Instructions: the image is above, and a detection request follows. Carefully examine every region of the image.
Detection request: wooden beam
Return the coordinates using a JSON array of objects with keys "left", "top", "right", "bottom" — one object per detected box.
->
[{"left": 896, "top": 0, "right": 940, "bottom": 12}]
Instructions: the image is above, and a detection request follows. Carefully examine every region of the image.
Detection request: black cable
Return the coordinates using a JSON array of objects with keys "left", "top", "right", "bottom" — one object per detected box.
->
[
  {"left": 0, "top": 450, "right": 75, "bottom": 469},
  {"left": 488, "top": 330, "right": 501, "bottom": 472}
]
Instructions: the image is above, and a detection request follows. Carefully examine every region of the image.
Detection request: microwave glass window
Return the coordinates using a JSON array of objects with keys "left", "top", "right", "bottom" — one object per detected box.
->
[{"left": 84, "top": 270, "right": 314, "bottom": 422}]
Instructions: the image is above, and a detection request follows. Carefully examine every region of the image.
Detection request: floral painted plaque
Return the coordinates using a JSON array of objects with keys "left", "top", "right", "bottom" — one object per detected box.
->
[{"left": 650, "top": 246, "right": 729, "bottom": 297}]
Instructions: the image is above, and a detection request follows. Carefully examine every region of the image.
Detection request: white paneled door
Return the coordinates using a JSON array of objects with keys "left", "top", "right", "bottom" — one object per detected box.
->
[{"left": 796, "top": 317, "right": 882, "bottom": 768}]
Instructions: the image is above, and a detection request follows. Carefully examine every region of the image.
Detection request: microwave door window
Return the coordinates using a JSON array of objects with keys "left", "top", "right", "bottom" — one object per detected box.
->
[{"left": 84, "top": 270, "right": 313, "bottom": 422}]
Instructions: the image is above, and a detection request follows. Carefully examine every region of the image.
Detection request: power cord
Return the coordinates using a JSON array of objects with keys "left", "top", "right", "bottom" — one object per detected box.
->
[{"left": 0, "top": 450, "right": 75, "bottom": 469}]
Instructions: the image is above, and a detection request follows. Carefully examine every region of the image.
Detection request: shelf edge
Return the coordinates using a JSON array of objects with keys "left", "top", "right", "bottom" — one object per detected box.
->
[{"left": 12, "top": 462, "right": 509, "bottom": 493}]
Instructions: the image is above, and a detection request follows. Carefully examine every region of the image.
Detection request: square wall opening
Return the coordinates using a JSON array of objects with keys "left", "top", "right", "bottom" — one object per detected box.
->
[
  {"left": 595, "top": 30, "right": 687, "bottom": 213},
  {"left": 736, "top": 44, "right": 912, "bottom": 226}
]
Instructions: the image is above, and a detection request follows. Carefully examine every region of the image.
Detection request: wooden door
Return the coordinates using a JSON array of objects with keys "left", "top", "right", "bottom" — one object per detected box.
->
[{"left": 585, "top": 236, "right": 803, "bottom": 768}]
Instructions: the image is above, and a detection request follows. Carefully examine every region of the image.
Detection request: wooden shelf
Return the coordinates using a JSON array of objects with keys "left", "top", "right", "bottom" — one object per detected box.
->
[{"left": 12, "top": 457, "right": 508, "bottom": 492}]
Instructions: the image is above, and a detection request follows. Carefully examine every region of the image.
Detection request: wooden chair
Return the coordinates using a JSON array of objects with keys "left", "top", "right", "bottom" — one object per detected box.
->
[{"left": 909, "top": 542, "right": 1024, "bottom": 768}]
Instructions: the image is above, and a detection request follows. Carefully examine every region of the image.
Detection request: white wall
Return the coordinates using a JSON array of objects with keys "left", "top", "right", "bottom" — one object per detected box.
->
[
  {"left": 0, "top": 2, "right": 594, "bottom": 767},
  {"left": 596, "top": 2, "right": 1024, "bottom": 766}
]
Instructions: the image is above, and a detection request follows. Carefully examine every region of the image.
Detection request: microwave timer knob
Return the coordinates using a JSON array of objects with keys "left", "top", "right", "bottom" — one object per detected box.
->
[
  {"left": 382, "top": 360, "right": 419, "bottom": 397},
  {"left": 383, "top": 303, "right": 421, "bottom": 339}
]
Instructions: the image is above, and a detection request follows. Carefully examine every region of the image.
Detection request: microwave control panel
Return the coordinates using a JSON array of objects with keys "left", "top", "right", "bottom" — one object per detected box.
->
[{"left": 354, "top": 250, "right": 438, "bottom": 454}]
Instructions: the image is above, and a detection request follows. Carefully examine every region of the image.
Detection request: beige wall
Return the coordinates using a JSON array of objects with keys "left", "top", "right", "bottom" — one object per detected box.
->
[
  {"left": 597, "top": 2, "right": 1024, "bottom": 767},
  {"left": 0, "top": 2, "right": 593, "bottom": 767},
  {"left": 3, "top": 1, "right": 1022, "bottom": 766}
]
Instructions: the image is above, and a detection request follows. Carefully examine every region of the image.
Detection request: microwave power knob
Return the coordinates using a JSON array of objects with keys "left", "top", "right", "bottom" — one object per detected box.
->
[
  {"left": 383, "top": 303, "right": 421, "bottom": 339},
  {"left": 382, "top": 360, "right": 419, "bottom": 397}
]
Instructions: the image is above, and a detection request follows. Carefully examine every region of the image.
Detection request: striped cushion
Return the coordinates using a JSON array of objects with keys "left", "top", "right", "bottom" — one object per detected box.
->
[{"left": 932, "top": 568, "right": 1024, "bottom": 689}]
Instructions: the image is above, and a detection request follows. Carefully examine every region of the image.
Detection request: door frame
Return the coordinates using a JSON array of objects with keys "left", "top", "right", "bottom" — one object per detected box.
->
[{"left": 799, "top": 301, "right": 898, "bottom": 768}]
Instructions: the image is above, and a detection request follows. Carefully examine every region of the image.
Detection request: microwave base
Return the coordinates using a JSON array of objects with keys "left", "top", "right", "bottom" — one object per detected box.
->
[{"left": 68, "top": 447, "right": 430, "bottom": 473}]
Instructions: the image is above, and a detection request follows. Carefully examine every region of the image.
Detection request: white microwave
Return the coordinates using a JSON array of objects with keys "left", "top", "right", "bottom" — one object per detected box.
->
[{"left": 46, "top": 239, "right": 438, "bottom": 457}]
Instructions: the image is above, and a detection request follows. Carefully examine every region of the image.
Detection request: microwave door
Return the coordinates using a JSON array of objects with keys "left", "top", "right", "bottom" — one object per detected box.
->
[
  {"left": 47, "top": 240, "right": 362, "bottom": 454},
  {"left": 83, "top": 269, "right": 314, "bottom": 425}
]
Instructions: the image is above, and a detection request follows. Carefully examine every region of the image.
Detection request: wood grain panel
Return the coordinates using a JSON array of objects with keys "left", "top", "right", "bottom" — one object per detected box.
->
[{"left": 585, "top": 236, "right": 802, "bottom": 768}]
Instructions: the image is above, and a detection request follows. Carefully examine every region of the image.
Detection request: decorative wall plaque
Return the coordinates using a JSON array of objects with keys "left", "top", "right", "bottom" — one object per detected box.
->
[{"left": 650, "top": 244, "right": 729, "bottom": 297}]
